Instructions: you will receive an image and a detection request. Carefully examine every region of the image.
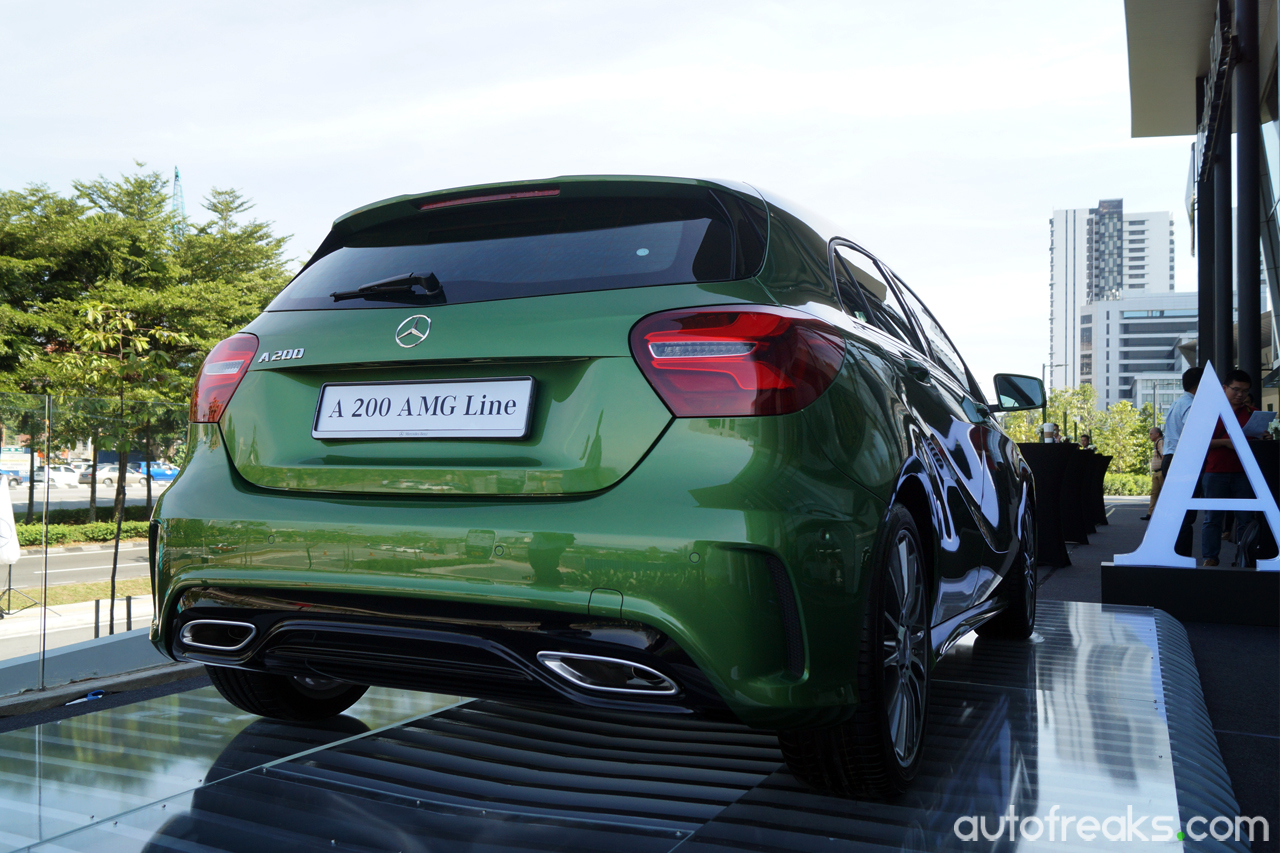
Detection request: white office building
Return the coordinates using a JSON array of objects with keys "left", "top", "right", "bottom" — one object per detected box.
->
[
  {"left": 1080, "top": 291, "right": 1196, "bottom": 416},
  {"left": 1048, "top": 200, "right": 1176, "bottom": 392}
]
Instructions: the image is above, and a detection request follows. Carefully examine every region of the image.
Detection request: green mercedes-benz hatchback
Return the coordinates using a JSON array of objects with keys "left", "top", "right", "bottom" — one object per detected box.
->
[{"left": 151, "top": 176, "right": 1045, "bottom": 797}]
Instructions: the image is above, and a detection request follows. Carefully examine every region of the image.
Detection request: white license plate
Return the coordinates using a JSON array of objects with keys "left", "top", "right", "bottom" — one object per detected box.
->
[{"left": 312, "top": 378, "right": 535, "bottom": 439}]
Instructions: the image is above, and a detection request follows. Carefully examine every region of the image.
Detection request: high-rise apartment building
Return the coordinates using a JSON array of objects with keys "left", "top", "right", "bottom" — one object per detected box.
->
[{"left": 1048, "top": 200, "right": 1175, "bottom": 393}]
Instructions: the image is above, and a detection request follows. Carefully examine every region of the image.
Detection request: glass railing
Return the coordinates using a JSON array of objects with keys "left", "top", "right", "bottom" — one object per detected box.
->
[{"left": 0, "top": 394, "right": 189, "bottom": 699}]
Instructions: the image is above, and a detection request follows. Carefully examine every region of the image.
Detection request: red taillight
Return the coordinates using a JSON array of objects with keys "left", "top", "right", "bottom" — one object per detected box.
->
[
  {"left": 190, "top": 333, "right": 259, "bottom": 423},
  {"left": 630, "top": 306, "right": 844, "bottom": 417}
]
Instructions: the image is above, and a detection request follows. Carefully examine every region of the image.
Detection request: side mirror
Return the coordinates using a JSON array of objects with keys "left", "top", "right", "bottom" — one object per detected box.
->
[{"left": 992, "top": 373, "right": 1045, "bottom": 411}]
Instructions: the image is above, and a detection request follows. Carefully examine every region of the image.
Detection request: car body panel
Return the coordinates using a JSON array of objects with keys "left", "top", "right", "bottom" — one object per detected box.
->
[
  {"left": 33, "top": 466, "right": 79, "bottom": 487},
  {"left": 155, "top": 416, "right": 885, "bottom": 728},
  {"left": 225, "top": 282, "right": 773, "bottom": 496},
  {"left": 79, "top": 464, "right": 147, "bottom": 485},
  {"left": 150, "top": 174, "right": 1034, "bottom": 732}
]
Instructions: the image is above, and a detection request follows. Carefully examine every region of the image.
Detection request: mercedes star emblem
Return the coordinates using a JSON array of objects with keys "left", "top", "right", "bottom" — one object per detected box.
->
[{"left": 394, "top": 315, "right": 432, "bottom": 348}]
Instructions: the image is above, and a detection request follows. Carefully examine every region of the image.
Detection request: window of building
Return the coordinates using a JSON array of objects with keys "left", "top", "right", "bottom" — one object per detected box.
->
[
  {"left": 1120, "top": 336, "right": 1178, "bottom": 347},
  {"left": 1081, "top": 327, "right": 1092, "bottom": 343},
  {"left": 1120, "top": 320, "right": 1196, "bottom": 334},
  {"left": 1081, "top": 314, "right": 1092, "bottom": 324}
]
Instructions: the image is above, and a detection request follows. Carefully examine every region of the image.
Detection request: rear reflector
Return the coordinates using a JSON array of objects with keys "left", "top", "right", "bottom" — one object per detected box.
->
[
  {"left": 630, "top": 306, "right": 844, "bottom": 417},
  {"left": 190, "top": 334, "right": 259, "bottom": 423}
]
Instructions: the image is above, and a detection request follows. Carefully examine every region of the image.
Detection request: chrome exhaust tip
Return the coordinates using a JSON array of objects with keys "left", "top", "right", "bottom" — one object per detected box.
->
[
  {"left": 536, "top": 651, "right": 678, "bottom": 695},
  {"left": 180, "top": 620, "right": 257, "bottom": 652}
]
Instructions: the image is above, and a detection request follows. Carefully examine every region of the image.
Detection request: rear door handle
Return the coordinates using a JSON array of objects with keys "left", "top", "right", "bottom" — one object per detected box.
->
[{"left": 904, "top": 359, "right": 931, "bottom": 382}]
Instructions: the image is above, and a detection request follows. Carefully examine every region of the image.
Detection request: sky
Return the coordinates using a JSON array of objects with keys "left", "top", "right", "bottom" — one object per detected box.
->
[{"left": 0, "top": 0, "right": 1199, "bottom": 391}]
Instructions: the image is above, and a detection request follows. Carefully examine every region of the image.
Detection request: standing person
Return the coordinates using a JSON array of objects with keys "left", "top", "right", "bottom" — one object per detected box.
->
[
  {"left": 1200, "top": 370, "right": 1258, "bottom": 567},
  {"left": 1141, "top": 426, "right": 1163, "bottom": 521},
  {"left": 1079, "top": 433, "right": 1093, "bottom": 450},
  {"left": 1162, "top": 366, "right": 1203, "bottom": 556}
]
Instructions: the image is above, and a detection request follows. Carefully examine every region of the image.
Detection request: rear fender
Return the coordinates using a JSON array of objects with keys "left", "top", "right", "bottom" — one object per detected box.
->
[{"left": 892, "top": 423, "right": 1004, "bottom": 630}]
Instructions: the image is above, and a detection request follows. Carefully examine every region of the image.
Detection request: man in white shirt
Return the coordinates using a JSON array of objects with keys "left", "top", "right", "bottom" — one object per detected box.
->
[{"left": 1160, "top": 367, "right": 1203, "bottom": 556}]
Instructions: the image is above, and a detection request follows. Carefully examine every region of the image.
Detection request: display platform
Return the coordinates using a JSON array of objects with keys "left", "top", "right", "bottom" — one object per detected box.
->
[
  {"left": 0, "top": 601, "right": 1250, "bottom": 852},
  {"left": 1102, "top": 562, "right": 1280, "bottom": 626}
]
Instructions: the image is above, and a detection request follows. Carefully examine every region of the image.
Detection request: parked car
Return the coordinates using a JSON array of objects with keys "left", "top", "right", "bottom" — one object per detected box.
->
[
  {"left": 142, "top": 464, "right": 180, "bottom": 483},
  {"left": 79, "top": 464, "right": 148, "bottom": 487},
  {"left": 151, "top": 176, "right": 1044, "bottom": 798},
  {"left": 0, "top": 469, "right": 24, "bottom": 488},
  {"left": 33, "top": 465, "right": 80, "bottom": 488}
]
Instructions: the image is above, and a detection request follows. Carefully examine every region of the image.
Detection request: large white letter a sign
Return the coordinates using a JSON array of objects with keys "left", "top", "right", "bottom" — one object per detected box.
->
[{"left": 1113, "top": 362, "right": 1280, "bottom": 570}]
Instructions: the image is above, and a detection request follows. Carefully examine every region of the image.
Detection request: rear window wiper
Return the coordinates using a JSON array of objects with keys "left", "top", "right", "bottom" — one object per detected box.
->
[{"left": 330, "top": 272, "right": 443, "bottom": 301}]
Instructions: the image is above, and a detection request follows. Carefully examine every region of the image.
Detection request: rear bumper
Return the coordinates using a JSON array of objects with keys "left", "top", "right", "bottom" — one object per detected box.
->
[
  {"left": 152, "top": 419, "right": 886, "bottom": 729},
  {"left": 169, "top": 587, "right": 734, "bottom": 719}
]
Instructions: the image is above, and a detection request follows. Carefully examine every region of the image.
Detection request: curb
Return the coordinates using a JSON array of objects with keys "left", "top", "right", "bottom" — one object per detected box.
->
[
  {"left": 19, "top": 539, "right": 149, "bottom": 557},
  {"left": 0, "top": 662, "right": 202, "bottom": 717}
]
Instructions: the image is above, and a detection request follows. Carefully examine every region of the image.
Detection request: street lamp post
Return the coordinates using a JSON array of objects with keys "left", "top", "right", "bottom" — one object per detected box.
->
[{"left": 1041, "top": 362, "right": 1066, "bottom": 424}]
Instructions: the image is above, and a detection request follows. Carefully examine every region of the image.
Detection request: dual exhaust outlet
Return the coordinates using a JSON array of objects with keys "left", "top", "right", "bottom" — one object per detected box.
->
[
  {"left": 179, "top": 620, "right": 679, "bottom": 696},
  {"left": 180, "top": 620, "right": 257, "bottom": 652},
  {"left": 536, "top": 651, "right": 678, "bottom": 695}
]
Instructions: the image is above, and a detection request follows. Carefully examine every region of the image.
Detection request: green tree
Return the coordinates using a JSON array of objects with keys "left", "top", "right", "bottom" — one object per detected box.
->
[
  {"left": 0, "top": 165, "right": 292, "bottom": 398},
  {"left": 998, "top": 409, "right": 1042, "bottom": 443},
  {"left": 0, "top": 165, "right": 293, "bottom": 521},
  {"left": 49, "top": 302, "right": 188, "bottom": 632},
  {"left": 997, "top": 382, "right": 1159, "bottom": 477},
  {"left": 1093, "top": 400, "right": 1149, "bottom": 474}
]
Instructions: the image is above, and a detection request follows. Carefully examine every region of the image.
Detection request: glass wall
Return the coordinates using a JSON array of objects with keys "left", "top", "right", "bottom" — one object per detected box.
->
[{"left": 0, "top": 394, "right": 188, "bottom": 698}]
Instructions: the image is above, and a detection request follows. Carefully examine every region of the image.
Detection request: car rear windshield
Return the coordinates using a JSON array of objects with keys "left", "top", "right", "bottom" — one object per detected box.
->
[{"left": 268, "top": 192, "right": 766, "bottom": 310}]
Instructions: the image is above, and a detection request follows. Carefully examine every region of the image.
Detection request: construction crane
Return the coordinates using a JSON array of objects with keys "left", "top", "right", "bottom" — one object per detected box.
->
[{"left": 171, "top": 167, "right": 187, "bottom": 236}]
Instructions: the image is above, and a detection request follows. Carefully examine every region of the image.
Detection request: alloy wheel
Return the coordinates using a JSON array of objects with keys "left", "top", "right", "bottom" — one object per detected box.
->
[
  {"left": 1021, "top": 511, "right": 1037, "bottom": 627},
  {"left": 882, "top": 529, "right": 928, "bottom": 767}
]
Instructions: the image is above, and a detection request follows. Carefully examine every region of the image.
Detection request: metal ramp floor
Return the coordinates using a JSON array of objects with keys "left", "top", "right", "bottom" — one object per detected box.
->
[{"left": 0, "top": 601, "right": 1249, "bottom": 852}]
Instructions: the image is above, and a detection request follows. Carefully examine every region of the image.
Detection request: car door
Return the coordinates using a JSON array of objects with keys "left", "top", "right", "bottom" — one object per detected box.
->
[
  {"left": 830, "top": 243, "right": 989, "bottom": 624},
  {"left": 889, "top": 270, "right": 1024, "bottom": 606}
]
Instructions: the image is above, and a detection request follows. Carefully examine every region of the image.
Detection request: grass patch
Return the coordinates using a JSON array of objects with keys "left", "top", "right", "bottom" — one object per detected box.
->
[{"left": 14, "top": 576, "right": 152, "bottom": 607}]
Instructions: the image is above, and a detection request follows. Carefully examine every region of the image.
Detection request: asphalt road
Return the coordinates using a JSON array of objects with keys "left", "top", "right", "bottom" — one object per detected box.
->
[
  {"left": 10, "top": 482, "right": 170, "bottom": 513},
  {"left": 3, "top": 543, "right": 150, "bottom": 590}
]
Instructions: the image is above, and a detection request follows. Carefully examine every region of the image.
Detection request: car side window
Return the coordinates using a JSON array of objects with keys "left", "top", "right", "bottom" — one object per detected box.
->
[
  {"left": 832, "top": 245, "right": 922, "bottom": 351},
  {"left": 893, "top": 276, "right": 973, "bottom": 391}
]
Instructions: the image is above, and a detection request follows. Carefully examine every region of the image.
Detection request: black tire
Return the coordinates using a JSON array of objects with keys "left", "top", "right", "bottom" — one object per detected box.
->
[
  {"left": 977, "top": 499, "right": 1036, "bottom": 640},
  {"left": 779, "top": 505, "right": 930, "bottom": 798},
  {"left": 205, "top": 665, "right": 369, "bottom": 721}
]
